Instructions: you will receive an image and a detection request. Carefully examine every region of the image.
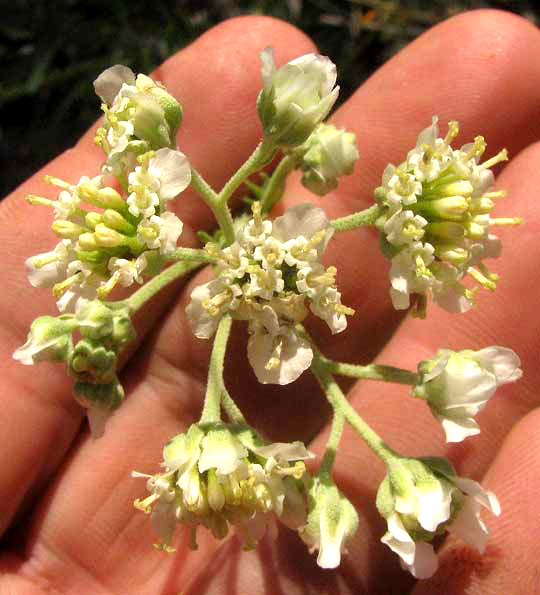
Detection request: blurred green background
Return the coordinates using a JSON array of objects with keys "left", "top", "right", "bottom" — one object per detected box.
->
[{"left": 1, "top": 0, "right": 538, "bottom": 198}]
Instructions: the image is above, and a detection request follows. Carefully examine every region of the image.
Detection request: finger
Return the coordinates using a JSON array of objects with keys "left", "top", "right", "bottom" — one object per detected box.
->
[
  {"left": 0, "top": 16, "right": 315, "bottom": 538},
  {"left": 16, "top": 9, "right": 540, "bottom": 594},
  {"left": 303, "top": 137, "right": 540, "bottom": 590},
  {"left": 412, "top": 408, "right": 540, "bottom": 594}
]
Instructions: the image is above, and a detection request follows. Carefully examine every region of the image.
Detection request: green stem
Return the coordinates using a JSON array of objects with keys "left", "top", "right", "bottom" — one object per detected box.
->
[
  {"left": 260, "top": 154, "right": 297, "bottom": 214},
  {"left": 126, "top": 260, "right": 202, "bottom": 313},
  {"left": 311, "top": 356, "right": 397, "bottom": 464},
  {"left": 200, "top": 314, "right": 233, "bottom": 423},
  {"left": 331, "top": 204, "right": 381, "bottom": 232},
  {"left": 321, "top": 358, "right": 418, "bottom": 385},
  {"left": 221, "top": 386, "right": 246, "bottom": 424},
  {"left": 190, "top": 168, "right": 236, "bottom": 246},
  {"left": 319, "top": 410, "right": 345, "bottom": 474},
  {"left": 218, "top": 140, "right": 276, "bottom": 207},
  {"left": 169, "top": 247, "right": 215, "bottom": 263}
]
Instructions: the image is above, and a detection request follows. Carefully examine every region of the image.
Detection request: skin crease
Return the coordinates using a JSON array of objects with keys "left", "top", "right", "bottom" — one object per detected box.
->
[{"left": 1, "top": 8, "right": 540, "bottom": 595}]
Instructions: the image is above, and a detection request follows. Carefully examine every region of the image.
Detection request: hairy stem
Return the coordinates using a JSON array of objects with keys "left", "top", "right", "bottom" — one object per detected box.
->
[
  {"left": 190, "top": 168, "right": 236, "bottom": 246},
  {"left": 319, "top": 410, "right": 345, "bottom": 474},
  {"left": 321, "top": 358, "right": 418, "bottom": 385},
  {"left": 170, "top": 247, "right": 215, "bottom": 263},
  {"left": 311, "top": 356, "right": 397, "bottom": 464},
  {"left": 221, "top": 386, "right": 247, "bottom": 425},
  {"left": 218, "top": 140, "right": 276, "bottom": 207},
  {"left": 200, "top": 314, "right": 233, "bottom": 423},
  {"left": 126, "top": 260, "right": 202, "bottom": 313},
  {"left": 332, "top": 204, "right": 381, "bottom": 232},
  {"left": 260, "top": 154, "right": 297, "bottom": 214}
]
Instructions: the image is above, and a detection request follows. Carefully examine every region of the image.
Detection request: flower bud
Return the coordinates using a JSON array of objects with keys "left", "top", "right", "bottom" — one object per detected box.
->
[
  {"left": 296, "top": 123, "right": 359, "bottom": 196},
  {"left": 413, "top": 347, "right": 522, "bottom": 442},
  {"left": 13, "top": 315, "right": 76, "bottom": 365},
  {"left": 52, "top": 220, "right": 87, "bottom": 239},
  {"left": 94, "top": 223, "right": 126, "bottom": 248},
  {"left": 299, "top": 474, "right": 358, "bottom": 569},
  {"left": 257, "top": 48, "right": 339, "bottom": 148},
  {"left": 69, "top": 338, "right": 117, "bottom": 383},
  {"left": 377, "top": 456, "right": 500, "bottom": 579}
]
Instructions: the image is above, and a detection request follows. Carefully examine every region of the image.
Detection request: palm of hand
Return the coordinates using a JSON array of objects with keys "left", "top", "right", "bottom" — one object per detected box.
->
[{"left": 1, "top": 10, "right": 540, "bottom": 595}]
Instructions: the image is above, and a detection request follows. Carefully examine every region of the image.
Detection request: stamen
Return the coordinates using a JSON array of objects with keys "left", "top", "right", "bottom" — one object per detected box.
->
[
  {"left": 480, "top": 148, "right": 508, "bottom": 170},
  {"left": 469, "top": 267, "right": 497, "bottom": 291},
  {"left": 443, "top": 120, "right": 460, "bottom": 145},
  {"left": 490, "top": 217, "right": 524, "bottom": 226},
  {"left": 25, "top": 194, "right": 55, "bottom": 207}
]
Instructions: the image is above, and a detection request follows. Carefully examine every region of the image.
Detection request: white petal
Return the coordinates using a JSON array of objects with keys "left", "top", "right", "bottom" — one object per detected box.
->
[
  {"left": 254, "top": 441, "right": 314, "bottom": 462},
  {"left": 94, "top": 64, "right": 135, "bottom": 105},
  {"left": 405, "top": 541, "right": 439, "bottom": 579},
  {"left": 198, "top": 428, "right": 247, "bottom": 475},
  {"left": 451, "top": 477, "right": 501, "bottom": 516},
  {"left": 416, "top": 484, "right": 453, "bottom": 532},
  {"left": 438, "top": 414, "right": 480, "bottom": 443},
  {"left": 185, "top": 279, "right": 223, "bottom": 339},
  {"left": 150, "top": 148, "right": 192, "bottom": 201},
  {"left": 447, "top": 496, "right": 489, "bottom": 553},
  {"left": 475, "top": 346, "right": 522, "bottom": 384},
  {"left": 318, "top": 511, "right": 346, "bottom": 569},
  {"left": 272, "top": 203, "right": 332, "bottom": 252},
  {"left": 260, "top": 47, "right": 276, "bottom": 89},
  {"left": 247, "top": 328, "right": 312, "bottom": 385}
]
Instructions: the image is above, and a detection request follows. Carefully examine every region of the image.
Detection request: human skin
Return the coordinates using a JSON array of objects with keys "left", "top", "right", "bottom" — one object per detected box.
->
[{"left": 1, "top": 9, "right": 540, "bottom": 594}]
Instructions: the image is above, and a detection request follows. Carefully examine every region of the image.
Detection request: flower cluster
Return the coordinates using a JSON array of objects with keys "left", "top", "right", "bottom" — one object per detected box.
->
[
  {"left": 94, "top": 65, "right": 183, "bottom": 178},
  {"left": 413, "top": 346, "right": 522, "bottom": 442},
  {"left": 375, "top": 117, "right": 521, "bottom": 317},
  {"left": 13, "top": 299, "right": 136, "bottom": 436},
  {"left": 377, "top": 457, "right": 500, "bottom": 579},
  {"left": 25, "top": 68, "right": 190, "bottom": 313},
  {"left": 187, "top": 202, "right": 354, "bottom": 384},
  {"left": 133, "top": 422, "right": 313, "bottom": 550}
]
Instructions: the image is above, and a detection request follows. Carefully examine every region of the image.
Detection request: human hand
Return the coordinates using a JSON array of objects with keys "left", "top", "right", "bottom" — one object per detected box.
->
[{"left": 1, "top": 10, "right": 540, "bottom": 594}]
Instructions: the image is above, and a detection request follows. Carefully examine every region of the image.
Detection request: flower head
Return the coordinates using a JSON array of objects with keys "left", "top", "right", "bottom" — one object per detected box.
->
[
  {"left": 299, "top": 474, "right": 359, "bottom": 568},
  {"left": 413, "top": 346, "right": 522, "bottom": 442},
  {"left": 375, "top": 117, "right": 522, "bottom": 317},
  {"left": 132, "top": 422, "right": 313, "bottom": 551},
  {"left": 377, "top": 457, "right": 500, "bottom": 579},
  {"left": 257, "top": 48, "right": 339, "bottom": 148},
  {"left": 186, "top": 203, "right": 353, "bottom": 384}
]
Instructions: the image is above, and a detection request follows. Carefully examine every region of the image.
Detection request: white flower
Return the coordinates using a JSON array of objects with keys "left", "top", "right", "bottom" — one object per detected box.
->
[
  {"left": 94, "top": 65, "right": 183, "bottom": 172},
  {"left": 137, "top": 212, "right": 183, "bottom": 255},
  {"left": 377, "top": 457, "right": 500, "bottom": 579},
  {"left": 13, "top": 315, "right": 75, "bottom": 365},
  {"left": 127, "top": 148, "right": 191, "bottom": 217},
  {"left": 133, "top": 422, "right": 312, "bottom": 550},
  {"left": 299, "top": 475, "right": 359, "bottom": 569},
  {"left": 247, "top": 306, "right": 313, "bottom": 385},
  {"left": 296, "top": 123, "right": 359, "bottom": 196},
  {"left": 187, "top": 203, "right": 352, "bottom": 384},
  {"left": 257, "top": 47, "right": 339, "bottom": 147},
  {"left": 108, "top": 253, "right": 147, "bottom": 287},
  {"left": 56, "top": 272, "right": 105, "bottom": 313},
  {"left": 375, "top": 117, "right": 521, "bottom": 317},
  {"left": 414, "top": 347, "right": 522, "bottom": 442},
  {"left": 26, "top": 240, "right": 74, "bottom": 288}
]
